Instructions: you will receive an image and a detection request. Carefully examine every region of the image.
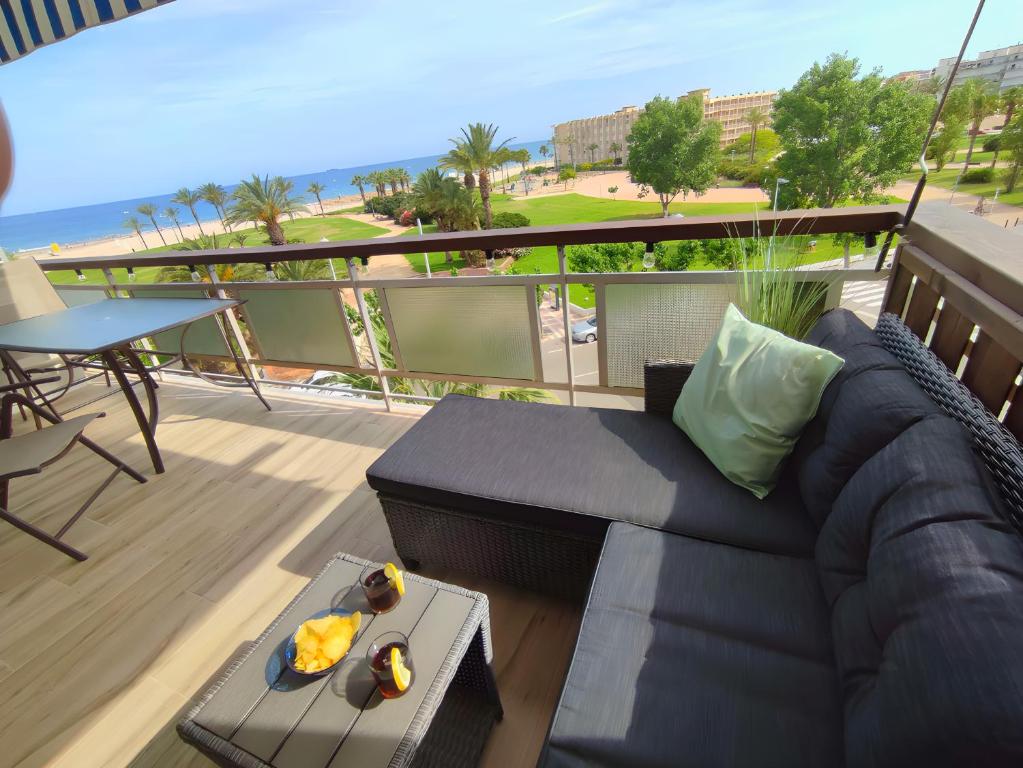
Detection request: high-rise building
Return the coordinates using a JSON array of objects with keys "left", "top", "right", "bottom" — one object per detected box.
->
[
  {"left": 551, "top": 89, "right": 776, "bottom": 166},
  {"left": 933, "top": 44, "right": 1023, "bottom": 92}
]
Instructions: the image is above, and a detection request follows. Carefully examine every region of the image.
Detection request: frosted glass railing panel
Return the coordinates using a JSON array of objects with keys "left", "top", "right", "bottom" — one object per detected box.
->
[
  {"left": 605, "top": 283, "right": 737, "bottom": 388},
  {"left": 384, "top": 285, "right": 535, "bottom": 379},
  {"left": 139, "top": 289, "right": 230, "bottom": 358},
  {"left": 237, "top": 288, "right": 355, "bottom": 368},
  {"left": 57, "top": 287, "right": 107, "bottom": 307}
]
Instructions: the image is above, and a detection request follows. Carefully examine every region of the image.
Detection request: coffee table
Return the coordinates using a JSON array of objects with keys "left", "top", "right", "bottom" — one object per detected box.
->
[{"left": 178, "top": 553, "right": 503, "bottom": 768}]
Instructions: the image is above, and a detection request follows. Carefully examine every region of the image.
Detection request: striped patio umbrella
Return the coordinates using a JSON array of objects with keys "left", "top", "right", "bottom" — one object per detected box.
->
[{"left": 0, "top": 0, "right": 174, "bottom": 64}]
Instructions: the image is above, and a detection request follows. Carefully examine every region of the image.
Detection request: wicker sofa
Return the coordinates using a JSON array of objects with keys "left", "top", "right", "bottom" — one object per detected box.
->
[{"left": 366, "top": 309, "right": 1023, "bottom": 767}]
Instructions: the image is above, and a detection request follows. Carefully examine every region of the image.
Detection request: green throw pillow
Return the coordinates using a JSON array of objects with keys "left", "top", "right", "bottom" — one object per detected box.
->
[{"left": 672, "top": 304, "right": 844, "bottom": 498}]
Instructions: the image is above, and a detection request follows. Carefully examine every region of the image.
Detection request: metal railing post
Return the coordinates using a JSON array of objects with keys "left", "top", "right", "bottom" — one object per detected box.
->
[
  {"left": 557, "top": 245, "right": 577, "bottom": 406},
  {"left": 347, "top": 257, "right": 393, "bottom": 411}
]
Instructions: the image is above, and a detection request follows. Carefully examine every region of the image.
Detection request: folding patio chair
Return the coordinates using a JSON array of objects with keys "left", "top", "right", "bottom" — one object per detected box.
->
[
  {"left": 0, "top": 257, "right": 112, "bottom": 414},
  {"left": 0, "top": 376, "right": 146, "bottom": 561}
]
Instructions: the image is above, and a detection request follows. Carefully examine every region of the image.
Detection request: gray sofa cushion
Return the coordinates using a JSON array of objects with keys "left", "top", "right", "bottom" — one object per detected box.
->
[
  {"left": 793, "top": 309, "right": 942, "bottom": 528},
  {"left": 366, "top": 394, "right": 818, "bottom": 557},
  {"left": 540, "top": 522, "right": 843, "bottom": 768},
  {"left": 817, "top": 415, "right": 1023, "bottom": 767}
]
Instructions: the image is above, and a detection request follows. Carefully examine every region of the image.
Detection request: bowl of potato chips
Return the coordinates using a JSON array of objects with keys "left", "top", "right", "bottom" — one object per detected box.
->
[{"left": 284, "top": 609, "right": 363, "bottom": 676}]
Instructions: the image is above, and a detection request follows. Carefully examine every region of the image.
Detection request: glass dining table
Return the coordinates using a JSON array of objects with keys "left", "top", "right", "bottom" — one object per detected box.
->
[{"left": 0, "top": 297, "right": 270, "bottom": 473}]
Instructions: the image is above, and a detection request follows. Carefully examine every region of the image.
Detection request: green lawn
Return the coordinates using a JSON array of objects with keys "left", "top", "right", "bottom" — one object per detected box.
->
[
  {"left": 400, "top": 193, "right": 893, "bottom": 307},
  {"left": 905, "top": 168, "right": 1023, "bottom": 207},
  {"left": 47, "top": 216, "right": 390, "bottom": 285}
]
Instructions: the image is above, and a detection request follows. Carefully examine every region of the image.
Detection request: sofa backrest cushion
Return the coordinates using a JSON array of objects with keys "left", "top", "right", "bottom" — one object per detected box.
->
[
  {"left": 793, "top": 309, "right": 942, "bottom": 528},
  {"left": 816, "top": 414, "right": 1023, "bottom": 766}
]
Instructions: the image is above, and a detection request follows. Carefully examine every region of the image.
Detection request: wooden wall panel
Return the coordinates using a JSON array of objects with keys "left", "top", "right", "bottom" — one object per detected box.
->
[{"left": 928, "top": 304, "right": 974, "bottom": 373}]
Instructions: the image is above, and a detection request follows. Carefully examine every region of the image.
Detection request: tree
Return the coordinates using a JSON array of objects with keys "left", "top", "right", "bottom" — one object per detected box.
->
[
  {"left": 627, "top": 94, "right": 721, "bottom": 217},
  {"left": 171, "top": 187, "right": 206, "bottom": 236},
  {"left": 567, "top": 242, "right": 637, "bottom": 274},
  {"left": 307, "top": 181, "right": 326, "bottom": 215},
  {"left": 198, "top": 182, "right": 231, "bottom": 232},
  {"left": 930, "top": 117, "right": 966, "bottom": 172},
  {"left": 159, "top": 236, "right": 263, "bottom": 282},
  {"left": 1002, "top": 86, "right": 1023, "bottom": 128},
  {"left": 163, "top": 206, "right": 185, "bottom": 241},
  {"left": 412, "top": 168, "right": 481, "bottom": 263},
  {"left": 772, "top": 54, "right": 930, "bottom": 208},
  {"left": 445, "top": 123, "right": 512, "bottom": 229},
  {"left": 609, "top": 141, "right": 623, "bottom": 164},
  {"left": 539, "top": 144, "right": 549, "bottom": 165},
  {"left": 275, "top": 259, "right": 331, "bottom": 281},
  {"left": 586, "top": 142, "right": 599, "bottom": 163},
  {"left": 1001, "top": 113, "right": 1023, "bottom": 193},
  {"left": 226, "top": 174, "right": 307, "bottom": 246},
  {"left": 136, "top": 203, "right": 166, "bottom": 246},
  {"left": 745, "top": 107, "right": 768, "bottom": 163},
  {"left": 366, "top": 170, "right": 388, "bottom": 197},
  {"left": 123, "top": 216, "right": 148, "bottom": 249},
  {"left": 561, "top": 133, "right": 577, "bottom": 168},
  {"left": 608, "top": 185, "right": 619, "bottom": 199},
  {"left": 558, "top": 167, "right": 576, "bottom": 190},
  {"left": 946, "top": 78, "right": 999, "bottom": 167},
  {"left": 385, "top": 167, "right": 402, "bottom": 195},
  {"left": 656, "top": 241, "right": 698, "bottom": 271},
  {"left": 351, "top": 175, "right": 368, "bottom": 205}
]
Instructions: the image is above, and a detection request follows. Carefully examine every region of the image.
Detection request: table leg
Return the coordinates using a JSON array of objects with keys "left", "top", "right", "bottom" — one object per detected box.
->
[
  {"left": 1, "top": 350, "right": 60, "bottom": 424},
  {"left": 101, "top": 349, "right": 164, "bottom": 474},
  {"left": 215, "top": 313, "right": 271, "bottom": 412}
]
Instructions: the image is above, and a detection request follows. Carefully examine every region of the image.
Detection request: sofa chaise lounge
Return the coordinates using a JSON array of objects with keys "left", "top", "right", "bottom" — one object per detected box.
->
[{"left": 366, "top": 309, "right": 1023, "bottom": 767}]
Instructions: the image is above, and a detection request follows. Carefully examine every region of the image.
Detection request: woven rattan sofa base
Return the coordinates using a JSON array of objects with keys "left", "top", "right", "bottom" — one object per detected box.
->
[{"left": 378, "top": 494, "right": 604, "bottom": 602}]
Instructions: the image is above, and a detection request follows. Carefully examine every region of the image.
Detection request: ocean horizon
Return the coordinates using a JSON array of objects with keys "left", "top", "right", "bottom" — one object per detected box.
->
[{"left": 0, "top": 139, "right": 546, "bottom": 253}]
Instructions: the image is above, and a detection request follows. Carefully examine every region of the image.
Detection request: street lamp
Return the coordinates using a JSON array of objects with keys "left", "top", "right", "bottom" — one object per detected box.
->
[
  {"left": 767, "top": 178, "right": 789, "bottom": 268},
  {"left": 320, "top": 237, "right": 337, "bottom": 280}
]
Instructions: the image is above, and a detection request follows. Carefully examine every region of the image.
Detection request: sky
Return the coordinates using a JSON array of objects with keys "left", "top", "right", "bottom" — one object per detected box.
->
[{"left": 0, "top": 0, "right": 1020, "bottom": 215}]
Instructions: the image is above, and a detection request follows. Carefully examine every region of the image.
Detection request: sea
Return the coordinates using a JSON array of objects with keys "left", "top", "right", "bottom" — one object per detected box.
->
[{"left": 0, "top": 139, "right": 546, "bottom": 253}]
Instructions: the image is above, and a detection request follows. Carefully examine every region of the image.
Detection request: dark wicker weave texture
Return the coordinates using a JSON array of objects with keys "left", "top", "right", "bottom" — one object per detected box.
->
[
  {"left": 875, "top": 313, "right": 1023, "bottom": 534},
  {"left": 644, "top": 360, "right": 695, "bottom": 415},
  {"left": 379, "top": 495, "right": 603, "bottom": 602}
]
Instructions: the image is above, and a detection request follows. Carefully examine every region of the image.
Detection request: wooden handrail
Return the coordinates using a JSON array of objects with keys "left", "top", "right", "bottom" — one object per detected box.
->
[{"left": 36, "top": 205, "right": 905, "bottom": 271}]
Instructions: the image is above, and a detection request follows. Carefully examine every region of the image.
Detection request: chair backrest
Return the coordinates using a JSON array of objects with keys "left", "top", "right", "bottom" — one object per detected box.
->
[{"left": 0, "top": 258, "right": 65, "bottom": 326}]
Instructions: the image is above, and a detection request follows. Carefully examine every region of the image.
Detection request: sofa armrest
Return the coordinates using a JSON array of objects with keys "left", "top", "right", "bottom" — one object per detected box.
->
[{"left": 643, "top": 361, "right": 695, "bottom": 416}]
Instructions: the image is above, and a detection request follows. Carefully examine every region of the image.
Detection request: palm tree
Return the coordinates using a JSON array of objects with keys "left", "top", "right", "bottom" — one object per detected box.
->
[
  {"left": 231, "top": 232, "right": 249, "bottom": 248},
  {"left": 123, "top": 216, "right": 148, "bottom": 249},
  {"left": 367, "top": 170, "right": 387, "bottom": 197},
  {"left": 163, "top": 206, "right": 185, "bottom": 241},
  {"left": 350, "top": 175, "right": 368, "bottom": 206},
  {"left": 136, "top": 203, "right": 166, "bottom": 246},
  {"left": 539, "top": 144, "right": 549, "bottom": 167},
  {"left": 745, "top": 107, "right": 768, "bottom": 163},
  {"left": 226, "top": 174, "right": 307, "bottom": 246},
  {"left": 586, "top": 142, "right": 599, "bottom": 164},
  {"left": 445, "top": 123, "right": 512, "bottom": 229},
  {"left": 949, "top": 79, "right": 1000, "bottom": 166},
  {"left": 386, "top": 168, "right": 402, "bottom": 195},
  {"left": 274, "top": 259, "right": 331, "bottom": 281},
  {"left": 440, "top": 144, "right": 477, "bottom": 194},
  {"left": 992, "top": 86, "right": 1023, "bottom": 167},
  {"left": 561, "top": 133, "right": 576, "bottom": 169},
  {"left": 198, "top": 183, "right": 231, "bottom": 232},
  {"left": 609, "top": 141, "right": 622, "bottom": 165},
  {"left": 307, "top": 181, "right": 326, "bottom": 215},
  {"left": 158, "top": 235, "right": 263, "bottom": 282},
  {"left": 398, "top": 168, "right": 411, "bottom": 192},
  {"left": 171, "top": 187, "right": 206, "bottom": 236}
]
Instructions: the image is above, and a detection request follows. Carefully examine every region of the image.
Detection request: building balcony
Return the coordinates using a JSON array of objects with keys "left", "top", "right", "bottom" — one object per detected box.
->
[{"left": 3, "top": 203, "right": 1023, "bottom": 766}]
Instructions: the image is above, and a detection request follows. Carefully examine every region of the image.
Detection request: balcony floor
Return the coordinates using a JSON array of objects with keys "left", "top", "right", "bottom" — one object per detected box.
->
[{"left": 0, "top": 378, "right": 581, "bottom": 768}]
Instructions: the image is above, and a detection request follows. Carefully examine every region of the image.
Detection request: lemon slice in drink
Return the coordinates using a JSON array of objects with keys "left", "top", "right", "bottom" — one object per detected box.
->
[
  {"left": 391, "top": 646, "right": 412, "bottom": 691},
  {"left": 384, "top": 562, "right": 406, "bottom": 596}
]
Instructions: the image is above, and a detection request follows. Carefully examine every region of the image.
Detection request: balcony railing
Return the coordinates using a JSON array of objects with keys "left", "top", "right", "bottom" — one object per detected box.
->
[{"left": 39, "top": 203, "right": 1022, "bottom": 423}]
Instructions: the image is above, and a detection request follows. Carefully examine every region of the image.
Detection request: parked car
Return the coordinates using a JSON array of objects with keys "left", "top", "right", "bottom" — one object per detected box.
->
[{"left": 571, "top": 316, "right": 598, "bottom": 343}]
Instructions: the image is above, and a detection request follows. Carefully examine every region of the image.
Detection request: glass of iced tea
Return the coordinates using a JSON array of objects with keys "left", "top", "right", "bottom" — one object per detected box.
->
[
  {"left": 360, "top": 563, "right": 404, "bottom": 614},
  {"left": 368, "top": 631, "right": 414, "bottom": 698}
]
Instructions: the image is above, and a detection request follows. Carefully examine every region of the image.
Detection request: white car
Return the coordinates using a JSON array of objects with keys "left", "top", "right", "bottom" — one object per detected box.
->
[{"left": 571, "top": 316, "right": 598, "bottom": 343}]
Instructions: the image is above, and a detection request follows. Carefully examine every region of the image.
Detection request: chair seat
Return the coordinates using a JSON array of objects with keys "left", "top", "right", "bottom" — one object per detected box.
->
[
  {"left": 0, "top": 414, "right": 99, "bottom": 479},
  {"left": 540, "top": 522, "right": 843, "bottom": 768}
]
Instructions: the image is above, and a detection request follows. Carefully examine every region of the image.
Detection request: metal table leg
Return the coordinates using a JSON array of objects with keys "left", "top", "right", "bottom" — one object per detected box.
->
[
  {"left": 101, "top": 348, "right": 164, "bottom": 474},
  {"left": 178, "top": 313, "right": 271, "bottom": 412}
]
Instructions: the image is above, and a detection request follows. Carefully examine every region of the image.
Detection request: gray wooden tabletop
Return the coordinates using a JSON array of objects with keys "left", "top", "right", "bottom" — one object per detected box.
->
[{"left": 181, "top": 553, "right": 485, "bottom": 768}]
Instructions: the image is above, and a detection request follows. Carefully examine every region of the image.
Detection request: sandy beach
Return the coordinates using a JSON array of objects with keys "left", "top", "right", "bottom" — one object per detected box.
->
[{"left": 26, "top": 191, "right": 367, "bottom": 261}]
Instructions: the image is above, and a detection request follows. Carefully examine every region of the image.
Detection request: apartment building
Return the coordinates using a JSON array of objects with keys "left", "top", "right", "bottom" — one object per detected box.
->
[
  {"left": 552, "top": 89, "right": 776, "bottom": 165},
  {"left": 933, "top": 44, "right": 1023, "bottom": 92}
]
